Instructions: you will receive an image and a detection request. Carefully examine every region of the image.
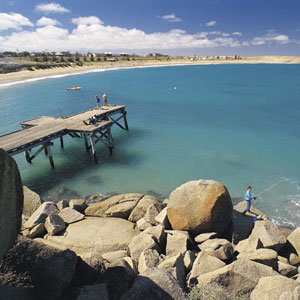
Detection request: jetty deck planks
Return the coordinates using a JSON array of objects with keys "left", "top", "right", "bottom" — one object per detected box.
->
[{"left": 0, "top": 105, "right": 128, "bottom": 167}]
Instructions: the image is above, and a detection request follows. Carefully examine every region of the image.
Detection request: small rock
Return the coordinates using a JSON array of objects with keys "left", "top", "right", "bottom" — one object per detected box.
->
[
  {"left": 200, "top": 238, "right": 234, "bottom": 261},
  {"left": 44, "top": 214, "right": 66, "bottom": 235},
  {"left": 144, "top": 203, "right": 164, "bottom": 225},
  {"left": 28, "top": 223, "right": 46, "bottom": 239},
  {"left": 194, "top": 232, "right": 217, "bottom": 244},
  {"left": 166, "top": 230, "right": 194, "bottom": 257},
  {"left": 102, "top": 250, "right": 128, "bottom": 265},
  {"left": 136, "top": 218, "right": 152, "bottom": 231},
  {"left": 183, "top": 250, "right": 196, "bottom": 271},
  {"left": 290, "top": 252, "right": 300, "bottom": 267},
  {"left": 69, "top": 199, "right": 87, "bottom": 213},
  {"left": 157, "top": 253, "right": 186, "bottom": 289},
  {"left": 58, "top": 207, "right": 84, "bottom": 224},
  {"left": 128, "top": 195, "right": 160, "bottom": 223},
  {"left": 129, "top": 233, "right": 160, "bottom": 263},
  {"left": 143, "top": 225, "right": 166, "bottom": 251},
  {"left": 56, "top": 200, "right": 68, "bottom": 211},
  {"left": 278, "top": 261, "right": 298, "bottom": 277},
  {"left": 154, "top": 207, "right": 171, "bottom": 229},
  {"left": 138, "top": 249, "right": 160, "bottom": 273}
]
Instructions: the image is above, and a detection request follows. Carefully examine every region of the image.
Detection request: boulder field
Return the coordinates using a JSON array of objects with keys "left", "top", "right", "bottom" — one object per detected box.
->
[{"left": 1, "top": 151, "right": 300, "bottom": 299}]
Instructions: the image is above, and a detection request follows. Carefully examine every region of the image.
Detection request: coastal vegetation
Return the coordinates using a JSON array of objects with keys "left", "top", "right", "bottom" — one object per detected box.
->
[{"left": 0, "top": 50, "right": 243, "bottom": 74}]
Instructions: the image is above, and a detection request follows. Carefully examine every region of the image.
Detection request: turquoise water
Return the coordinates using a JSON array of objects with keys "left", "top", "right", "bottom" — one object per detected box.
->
[{"left": 1, "top": 64, "right": 300, "bottom": 228}]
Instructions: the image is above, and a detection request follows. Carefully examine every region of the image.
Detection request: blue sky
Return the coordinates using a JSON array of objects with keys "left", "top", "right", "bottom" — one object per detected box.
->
[{"left": 0, "top": 0, "right": 300, "bottom": 56}]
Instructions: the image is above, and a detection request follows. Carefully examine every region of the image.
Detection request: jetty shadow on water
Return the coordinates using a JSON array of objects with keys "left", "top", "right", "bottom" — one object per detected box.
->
[{"left": 21, "top": 127, "right": 148, "bottom": 196}]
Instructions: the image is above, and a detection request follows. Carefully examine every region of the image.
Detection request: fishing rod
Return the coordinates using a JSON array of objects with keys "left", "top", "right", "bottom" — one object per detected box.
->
[{"left": 256, "top": 179, "right": 284, "bottom": 197}]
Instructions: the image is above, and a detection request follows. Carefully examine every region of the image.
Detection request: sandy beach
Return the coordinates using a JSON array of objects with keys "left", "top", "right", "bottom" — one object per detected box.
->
[{"left": 1, "top": 56, "right": 300, "bottom": 86}]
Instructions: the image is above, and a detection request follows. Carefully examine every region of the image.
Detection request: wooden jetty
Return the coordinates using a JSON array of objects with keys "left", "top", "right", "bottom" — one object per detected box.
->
[{"left": 0, "top": 105, "right": 128, "bottom": 167}]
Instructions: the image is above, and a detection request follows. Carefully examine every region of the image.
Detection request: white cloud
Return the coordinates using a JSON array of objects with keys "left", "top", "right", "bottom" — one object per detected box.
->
[
  {"left": 206, "top": 20, "right": 217, "bottom": 27},
  {"left": 0, "top": 21, "right": 242, "bottom": 52},
  {"left": 162, "top": 14, "right": 182, "bottom": 23},
  {"left": 36, "top": 17, "right": 61, "bottom": 27},
  {"left": 232, "top": 32, "right": 242, "bottom": 36},
  {"left": 251, "top": 31, "right": 290, "bottom": 45},
  {"left": 35, "top": 2, "right": 70, "bottom": 13},
  {"left": 0, "top": 13, "right": 34, "bottom": 31},
  {"left": 72, "top": 16, "right": 104, "bottom": 25}
]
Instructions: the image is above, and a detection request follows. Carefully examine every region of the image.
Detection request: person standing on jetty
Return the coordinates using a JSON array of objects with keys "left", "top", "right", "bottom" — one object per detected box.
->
[
  {"left": 95, "top": 95, "right": 100, "bottom": 107},
  {"left": 102, "top": 93, "right": 108, "bottom": 106},
  {"left": 242, "top": 186, "right": 257, "bottom": 216}
]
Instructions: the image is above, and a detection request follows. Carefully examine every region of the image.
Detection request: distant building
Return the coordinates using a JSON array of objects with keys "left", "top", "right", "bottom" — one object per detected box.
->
[{"left": 146, "top": 53, "right": 166, "bottom": 58}]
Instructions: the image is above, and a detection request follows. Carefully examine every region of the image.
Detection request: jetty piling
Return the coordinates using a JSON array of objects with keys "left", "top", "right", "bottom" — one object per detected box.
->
[{"left": 0, "top": 105, "right": 128, "bottom": 168}]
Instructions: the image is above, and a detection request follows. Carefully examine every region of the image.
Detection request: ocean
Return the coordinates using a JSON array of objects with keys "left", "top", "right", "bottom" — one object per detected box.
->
[{"left": 1, "top": 64, "right": 300, "bottom": 228}]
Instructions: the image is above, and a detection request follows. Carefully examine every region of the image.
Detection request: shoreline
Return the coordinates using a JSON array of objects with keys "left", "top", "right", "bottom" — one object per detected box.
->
[{"left": 1, "top": 55, "right": 300, "bottom": 87}]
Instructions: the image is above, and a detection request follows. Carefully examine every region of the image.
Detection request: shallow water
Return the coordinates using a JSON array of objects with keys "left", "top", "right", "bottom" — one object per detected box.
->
[{"left": 1, "top": 64, "right": 300, "bottom": 227}]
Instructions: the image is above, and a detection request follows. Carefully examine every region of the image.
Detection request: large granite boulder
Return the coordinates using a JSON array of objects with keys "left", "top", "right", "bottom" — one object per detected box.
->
[
  {"left": 248, "top": 220, "right": 287, "bottom": 252},
  {"left": 196, "top": 259, "right": 278, "bottom": 295},
  {"left": 44, "top": 217, "right": 139, "bottom": 256},
  {"left": 167, "top": 179, "right": 232, "bottom": 236},
  {"left": 85, "top": 193, "right": 143, "bottom": 217},
  {"left": 0, "top": 149, "right": 23, "bottom": 260},
  {"left": 287, "top": 228, "right": 300, "bottom": 257},
  {"left": 250, "top": 275, "right": 300, "bottom": 300},
  {"left": 237, "top": 248, "right": 278, "bottom": 270},
  {"left": 23, "top": 186, "right": 43, "bottom": 217},
  {"left": 0, "top": 235, "right": 77, "bottom": 300},
  {"left": 187, "top": 251, "right": 226, "bottom": 286},
  {"left": 120, "top": 268, "right": 186, "bottom": 300}
]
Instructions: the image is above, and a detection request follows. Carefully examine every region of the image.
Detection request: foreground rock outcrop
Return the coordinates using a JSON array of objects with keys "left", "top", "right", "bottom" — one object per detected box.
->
[
  {"left": 0, "top": 149, "right": 23, "bottom": 260},
  {"left": 2, "top": 170, "right": 300, "bottom": 300}
]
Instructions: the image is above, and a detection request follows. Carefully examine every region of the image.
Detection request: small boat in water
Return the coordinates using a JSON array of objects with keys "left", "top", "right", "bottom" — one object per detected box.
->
[{"left": 66, "top": 85, "right": 81, "bottom": 90}]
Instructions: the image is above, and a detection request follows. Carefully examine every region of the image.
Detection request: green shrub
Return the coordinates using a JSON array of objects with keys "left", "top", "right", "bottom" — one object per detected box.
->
[{"left": 186, "top": 284, "right": 250, "bottom": 300}]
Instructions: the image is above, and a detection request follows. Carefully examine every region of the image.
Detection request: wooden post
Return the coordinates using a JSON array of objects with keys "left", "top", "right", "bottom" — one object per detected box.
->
[
  {"left": 83, "top": 134, "right": 89, "bottom": 152},
  {"left": 123, "top": 111, "right": 129, "bottom": 131},
  {"left": 46, "top": 144, "right": 55, "bottom": 168},
  {"left": 24, "top": 151, "right": 32, "bottom": 163},
  {"left": 108, "top": 127, "right": 113, "bottom": 156},
  {"left": 60, "top": 136, "right": 64, "bottom": 148},
  {"left": 44, "top": 145, "right": 48, "bottom": 156},
  {"left": 89, "top": 135, "right": 98, "bottom": 164}
]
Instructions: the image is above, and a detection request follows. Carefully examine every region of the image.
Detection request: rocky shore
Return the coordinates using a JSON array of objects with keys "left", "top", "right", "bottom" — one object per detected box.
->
[{"left": 1, "top": 149, "right": 300, "bottom": 300}]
